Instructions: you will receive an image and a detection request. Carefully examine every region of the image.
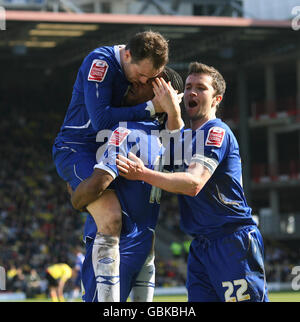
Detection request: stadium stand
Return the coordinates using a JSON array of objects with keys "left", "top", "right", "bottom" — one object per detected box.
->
[{"left": 0, "top": 88, "right": 84, "bottom": 298}]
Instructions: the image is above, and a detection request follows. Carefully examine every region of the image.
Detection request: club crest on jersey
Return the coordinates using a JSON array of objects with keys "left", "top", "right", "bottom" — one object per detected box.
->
[
  {"left": 205, "top": 127, "right": 225, "bottom": 147},
  {"left": 108, "top": 127, "right": 131, "bottom": 146},
  {"left": 88, "top": 59, "right": 109, "bottom": 82}
]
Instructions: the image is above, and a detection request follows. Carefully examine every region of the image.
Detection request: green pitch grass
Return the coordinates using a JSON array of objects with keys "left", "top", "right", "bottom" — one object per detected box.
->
[
  {"left": 153, "top": 291, "right": 300, "bottom": 302},
  {"left": 267, "top": 291, "right": 300, "bottom": 302},
  {"left": 7, "top": 291, "right": 300, "bottom": 302},
  {"left": 154, "top": 291, "right": 300, "bottom": 302}
]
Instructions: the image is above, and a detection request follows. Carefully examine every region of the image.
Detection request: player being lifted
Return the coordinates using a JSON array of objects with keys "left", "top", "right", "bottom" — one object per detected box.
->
[
  {"left": 117, "top": 62, "right": 269, "bottom": 302},
  {"left": 52, "top": 31, "right": 168, "bottom": 301},
  {"left": 68, "top": 67, "right": 184, "bottom": 302}
]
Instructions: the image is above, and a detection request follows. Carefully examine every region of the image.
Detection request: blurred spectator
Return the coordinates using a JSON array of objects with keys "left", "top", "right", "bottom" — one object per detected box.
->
[
  {"left": 155, "top": 256, "right": 186, "bottom": 287},
  {"left": 183, "top": 240, "right": 192, "bottom": 262},
  {"left": 25, "top": 268, "right": 43, "bottom": 298},
  {"left": 7, "top": 267, "right": 27, "bottom": 293},
  {"left": 71, "top": 246, "right": 85, "bottom": 299},
  {"left": 170, "top": 242, "right": 183, "bottom": 259}
]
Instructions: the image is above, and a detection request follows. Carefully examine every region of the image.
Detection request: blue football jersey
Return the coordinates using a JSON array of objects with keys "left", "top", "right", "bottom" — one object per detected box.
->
[
  {"left": 83, "top": 120, "right": 163, "bottom": 241},
  {"left": 176, "top": 118, "right": 256, "bottom": 237},
  {"left": 54, "top": 45, "right": 152, "bottom": 145}
]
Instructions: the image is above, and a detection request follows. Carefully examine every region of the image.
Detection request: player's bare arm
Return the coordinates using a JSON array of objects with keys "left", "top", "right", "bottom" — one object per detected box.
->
[
  {"left": 117, "top": 152, "right": 211, "bottom": 197},
  {"left": 70, "top": 169, "right": 114, "bottom": 210}
]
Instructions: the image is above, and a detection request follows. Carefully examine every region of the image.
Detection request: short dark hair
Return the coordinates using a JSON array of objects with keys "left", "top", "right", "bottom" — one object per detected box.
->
[
  {"left": 188, "top": 62, "right": 226, "bottom": 97},
  {"left": 161, "top": 66, "right": 184, "bottom": 94},
  {"left": 126, "top": 31, "right": 169, "bottom": 70}
]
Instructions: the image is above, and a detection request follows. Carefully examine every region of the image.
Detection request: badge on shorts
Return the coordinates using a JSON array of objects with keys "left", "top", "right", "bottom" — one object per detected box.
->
[
  {"left": 205, "top": 127, "right": 225, "bottom": 147},
  {"left": 108, "top": 127, "right": 131, "bottom": 147},
  {"left": 88, "top": 59, "right": 109, "bottom": 82}
]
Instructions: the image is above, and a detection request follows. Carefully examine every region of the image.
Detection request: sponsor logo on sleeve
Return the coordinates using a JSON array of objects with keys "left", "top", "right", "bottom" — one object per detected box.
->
[
  {"left": 205, "top": 127, "right": 225, "bottom": 148},
  {"left": 88, "top": 59, "right": 109, "bottom": 82},
  {"left": 108, "top": 127, "right": 131, "bottom": 147}
]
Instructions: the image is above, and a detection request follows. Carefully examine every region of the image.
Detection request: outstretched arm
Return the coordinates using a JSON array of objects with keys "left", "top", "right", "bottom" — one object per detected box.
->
[{"left": 116, "top": 152, "right": 211, "bottom": 197}]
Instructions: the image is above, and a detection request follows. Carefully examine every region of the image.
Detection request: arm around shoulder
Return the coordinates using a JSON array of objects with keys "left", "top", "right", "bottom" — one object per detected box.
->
[{"left": 117, "top": 153, "right": 211, "bottom": 197}]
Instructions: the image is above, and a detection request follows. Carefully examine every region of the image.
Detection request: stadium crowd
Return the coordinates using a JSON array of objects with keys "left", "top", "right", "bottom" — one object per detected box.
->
[
  {"left": 1, "top": 89, "right": 300, "bottom": 299},
  {"left": 0, "top": 89, "right": 84, "bottom": 298}
]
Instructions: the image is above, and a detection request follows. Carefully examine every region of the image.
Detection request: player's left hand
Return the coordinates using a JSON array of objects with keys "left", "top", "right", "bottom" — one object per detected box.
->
[
  {"left": 153, "top": 78, "right": 182, "bottom": 116},
  {"left": 116, "top": 152, "right": 145, "bottom": 180}
]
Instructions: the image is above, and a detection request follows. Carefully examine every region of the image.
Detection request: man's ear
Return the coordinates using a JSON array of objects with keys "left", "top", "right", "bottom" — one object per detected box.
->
[
  {"left": 124, "top": 49, "right": 132, "bottom": 63},
  {"left": 213, "top": 95, "right": 222, "bottom": 108}
]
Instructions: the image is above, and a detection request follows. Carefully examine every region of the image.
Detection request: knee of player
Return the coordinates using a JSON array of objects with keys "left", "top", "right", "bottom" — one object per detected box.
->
[
  {"left": 109, "top": 212, "right": 122, "bottom": 233},
  {"left": 98, "top": 211, "right": 122, "bottom": 236}
]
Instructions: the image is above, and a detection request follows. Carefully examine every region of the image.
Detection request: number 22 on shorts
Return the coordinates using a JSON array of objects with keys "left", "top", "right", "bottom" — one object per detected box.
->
[{"left": 222, "top": 279, "right": 250, "bottom": 302}]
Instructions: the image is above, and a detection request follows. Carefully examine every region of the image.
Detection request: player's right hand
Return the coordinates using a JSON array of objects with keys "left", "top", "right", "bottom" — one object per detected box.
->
[{"left": 116, "top": 152, "right": 145, "bottom": 181}]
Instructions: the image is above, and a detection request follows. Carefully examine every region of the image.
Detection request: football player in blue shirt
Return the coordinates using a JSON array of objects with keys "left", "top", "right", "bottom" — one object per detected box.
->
[
  {"left": 52, "top": 31, "right": 169, "bottom": 301},
  {"left": 71, "top": 247, "right": 84, "bottom": 299},
  {"left": 117, "top": 62, "right": 269, "bottom": 302},
  {"left": 68, "top": 68, "right": 184, "bottom": 302}
]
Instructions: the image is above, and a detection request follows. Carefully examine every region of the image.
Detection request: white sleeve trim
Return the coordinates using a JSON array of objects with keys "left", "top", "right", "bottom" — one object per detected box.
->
[
  {"left": 145, "top": 100, "right": 156, "bottom": 117},
  {"left": 165, "top": 122, "right": 184, "bottom": 134},
  {"left": 94, "top": 163, "right": 117, "bottom": 179},
  {"left": 190, "top": 154, "right": 219, "bottom": 175}
]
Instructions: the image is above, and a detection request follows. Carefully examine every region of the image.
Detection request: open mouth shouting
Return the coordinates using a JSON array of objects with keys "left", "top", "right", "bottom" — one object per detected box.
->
[{"left": 188, "top": 100, "right": 198, "bottom": 108}]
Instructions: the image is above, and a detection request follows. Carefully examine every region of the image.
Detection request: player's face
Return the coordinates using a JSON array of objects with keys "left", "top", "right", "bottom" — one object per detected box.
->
[
  {"left": 123, "top": 51, "right": 163, "bottom": 84},
  {"left": 123, "top": 79, "right": 155, "bottom": 106},
  {"left": 184, "top": 73, "right": 219, "bottom": 121}
]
